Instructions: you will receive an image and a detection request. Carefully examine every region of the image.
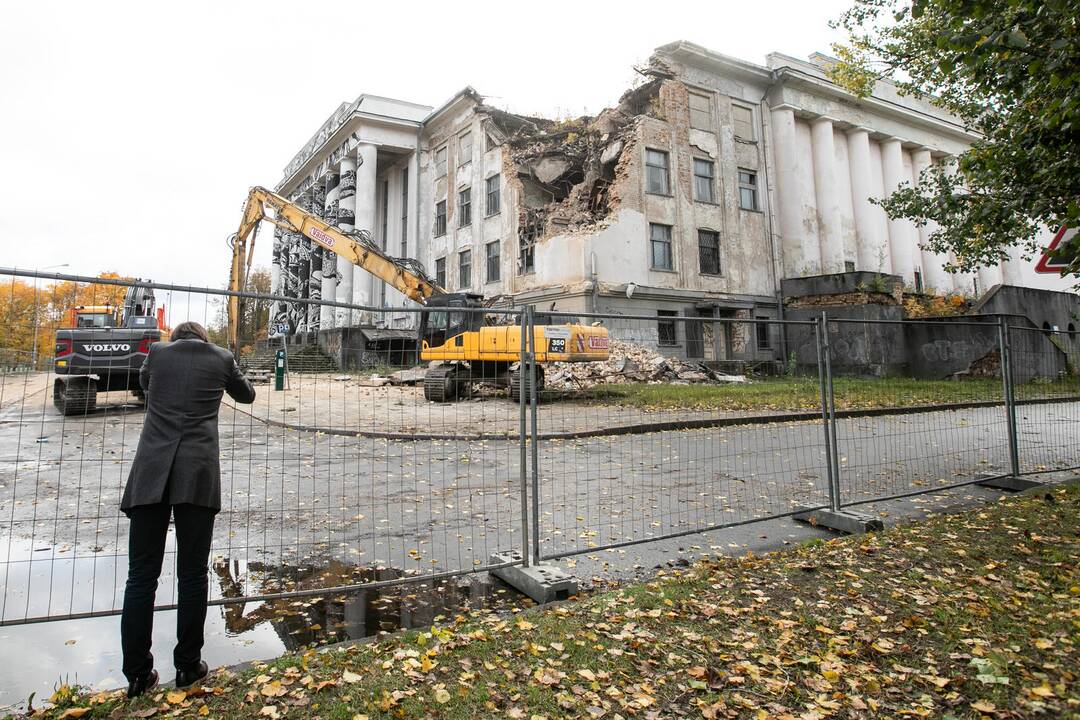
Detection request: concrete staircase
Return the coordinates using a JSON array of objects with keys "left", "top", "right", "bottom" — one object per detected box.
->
[{"left": 242, "top": 344, "right": 338, "bottom": 374}]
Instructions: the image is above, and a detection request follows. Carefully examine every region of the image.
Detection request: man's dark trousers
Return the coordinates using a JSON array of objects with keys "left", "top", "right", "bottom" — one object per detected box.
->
[{"left": 121, "top": 502, "right": 215, "bottom": 682}]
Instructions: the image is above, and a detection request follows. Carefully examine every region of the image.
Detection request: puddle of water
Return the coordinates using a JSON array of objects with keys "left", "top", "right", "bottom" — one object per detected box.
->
[{"left": 0, "top": 537, "right": 529, "bottom": 712}]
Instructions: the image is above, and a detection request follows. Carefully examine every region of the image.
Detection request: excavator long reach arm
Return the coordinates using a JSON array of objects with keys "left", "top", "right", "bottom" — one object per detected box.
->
[{"left": 227, "top": 186, "right": 443, "bottom": 355}]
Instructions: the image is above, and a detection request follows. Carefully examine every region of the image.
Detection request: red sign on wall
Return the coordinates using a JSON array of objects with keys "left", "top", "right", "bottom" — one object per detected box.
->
[{"left": 1035, "top": 225, "right": 1077, "bottom": 274}]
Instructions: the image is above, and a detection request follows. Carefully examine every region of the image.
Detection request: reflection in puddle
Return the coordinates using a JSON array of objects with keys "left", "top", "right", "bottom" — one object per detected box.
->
[
  {"left": 0, "top": 548, "right": 530, "bottom": 713},
  {"left": 213, "top": 558, "right": 529, "bottom": 650}
]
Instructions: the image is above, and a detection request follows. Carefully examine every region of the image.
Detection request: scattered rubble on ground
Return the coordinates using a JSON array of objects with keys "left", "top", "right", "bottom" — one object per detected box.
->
[{"left": 545, "top": 339, "right": 746, "bottom": 390}]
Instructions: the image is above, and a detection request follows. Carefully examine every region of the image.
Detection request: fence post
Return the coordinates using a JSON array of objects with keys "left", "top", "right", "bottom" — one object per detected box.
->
[
  {"left": 978, "top": 317, "right": 1040, "bottom": 490},
  {"left": 527, "top": 305, "right": 541, "bottom": 566},
  {"left": 518, "top": 308, "right": 531, "bottom": 567},
  {"left": 793, "top": 313, "right": 883, "bottom": 533},
  {"left": 814, "top": 316, "right": 838, "bottom": 511}
]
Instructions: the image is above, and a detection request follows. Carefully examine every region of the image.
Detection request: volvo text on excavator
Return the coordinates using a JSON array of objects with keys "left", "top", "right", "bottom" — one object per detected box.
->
[{"left": 227, "top": 186, "right": 609, "bottom": 402}]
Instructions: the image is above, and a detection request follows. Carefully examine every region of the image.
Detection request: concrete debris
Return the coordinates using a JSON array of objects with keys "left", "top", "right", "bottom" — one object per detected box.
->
[
  {"left": 388, "top": 367, "right": 427, "bottom": 385},
  {"left": 544, "top": 339, "right": 746, "bottom": 389}
]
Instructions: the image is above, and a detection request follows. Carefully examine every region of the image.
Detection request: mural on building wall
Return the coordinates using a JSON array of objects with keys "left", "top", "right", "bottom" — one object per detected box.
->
[
  {"left": 269, "top": 226, "right": 290, "bottom": 337},
  {"left": 308, "top": 183, "right": 326, "bottom": 331},
  {"left": 322, "top": 172, "right": 340, "bottom": 323}
]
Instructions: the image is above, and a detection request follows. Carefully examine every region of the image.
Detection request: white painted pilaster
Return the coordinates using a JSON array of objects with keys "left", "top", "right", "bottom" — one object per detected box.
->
[
  {"left": 880, "top": 138, "right": 918, "bottom": 284},
  {"left": 353, "top": 142, "right": 378, "bottom": 323},
  {"left": 811, "top": 117, "right": 845, "bottom": 273},
  {"left": 770, "top": 107, "right": 816, "bottom": 276},
  {"left": 911, "top": 148, "right": 952, "bottom": 292},
  {"left": 846, "top": 128, "right": 890, "bottom": 272},
  {"left": 336, "top": 156, "right": 356, "bottom": 326}
]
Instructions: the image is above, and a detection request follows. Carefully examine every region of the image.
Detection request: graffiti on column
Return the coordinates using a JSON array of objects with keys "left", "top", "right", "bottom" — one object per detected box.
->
[
  {"left": 295, "top": 193, "right": 313, "bottom": 334},
  {"left": 269, "top": 226, "right": 290, "bottom": 337},
  {"left": 308, "top": 183, "right": 326, "bottom": 332},
  {"left": 324, "top": 173, "right": 340, "bottom": 285},
  {"left": 337, "top": 169, "right": 355, "bottom": 226}
]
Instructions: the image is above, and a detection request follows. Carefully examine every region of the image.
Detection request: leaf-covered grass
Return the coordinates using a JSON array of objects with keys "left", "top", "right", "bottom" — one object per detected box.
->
[
  {"left": 576, "top": 375, "right": 1080, "bottom": 412},
  {"left": 23, "top": 481, "right": 1080, "bottom": 719}
]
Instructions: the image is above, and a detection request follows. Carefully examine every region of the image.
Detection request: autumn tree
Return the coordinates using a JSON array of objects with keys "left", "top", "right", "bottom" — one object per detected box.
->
[{"left": 832, "top": 0, "right": 1080, "bottom": 277}]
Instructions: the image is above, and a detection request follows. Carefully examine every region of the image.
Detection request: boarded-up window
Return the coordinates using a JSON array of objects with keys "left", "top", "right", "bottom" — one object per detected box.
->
[
  {"left": 732, "top": 104, "right": 755, "bottom": 140},
  {"left": 458, "top": 131, "right": 473, "bottom": 166},
  {"left": 435, "top": 146, "right": 447, "bottom": 177},
  {"left": 689, "top": 92, "right": 713, "bottom": 130}
]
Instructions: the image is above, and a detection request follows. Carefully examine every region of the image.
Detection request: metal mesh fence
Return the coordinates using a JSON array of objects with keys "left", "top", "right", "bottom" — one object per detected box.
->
[
  {"left": 1008, "top": 323, "right": 1080, "bottom": 474},
  {"left": 531, "top": 311, "right": 832, "bottom": 561},
  {"left": 825, "top": 317, "right": 1014, "bottom": 506},
  {"left": 2, "top": 267, "right": 1078, "bottom": 627},
  {"left": 0, "top": 270, "right": 527, "bottom": 625}
]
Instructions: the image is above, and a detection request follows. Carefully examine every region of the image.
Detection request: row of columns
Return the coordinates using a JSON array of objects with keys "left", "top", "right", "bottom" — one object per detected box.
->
[
  {"left": 771, "top": 107, "right": 1015, "bottom": 295},
  {"left": 269, "top": 143, "right": 380, "bottom": 334}
]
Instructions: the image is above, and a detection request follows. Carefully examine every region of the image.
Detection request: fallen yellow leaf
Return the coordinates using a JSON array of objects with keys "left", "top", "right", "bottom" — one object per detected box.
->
[
  {"left": 434, "top": 688, "right": 451, "bottom": 704},
  {"left": 166, "top": 690, "right": 187, "bottom": 704}
]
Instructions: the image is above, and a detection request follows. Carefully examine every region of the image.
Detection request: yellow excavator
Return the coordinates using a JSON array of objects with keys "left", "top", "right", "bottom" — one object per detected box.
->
[{"left": 227, "top": 186, "right": 609, "bottom": 402}]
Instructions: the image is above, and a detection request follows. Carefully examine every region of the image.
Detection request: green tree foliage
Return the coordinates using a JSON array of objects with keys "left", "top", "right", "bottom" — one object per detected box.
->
[{"left": 832, "top": 0, "right": 1080, "bottom": 277}]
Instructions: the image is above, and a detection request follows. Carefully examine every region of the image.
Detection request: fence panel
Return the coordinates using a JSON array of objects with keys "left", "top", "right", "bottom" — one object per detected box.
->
[
  {"left": 0, "top": 270, "right": 526, "bottom": 625},
  {"left": 531, "top": 311, "right": 831, "bottom": 561},
  {"left": 828, "top": 317, "right": 1013, "bottom": 507},
  {"left": 1008, "top": 324, "right": 1080, "bottom": 475}
]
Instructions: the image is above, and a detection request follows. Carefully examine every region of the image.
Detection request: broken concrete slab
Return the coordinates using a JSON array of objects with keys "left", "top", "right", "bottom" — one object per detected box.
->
[
  {"left": 388, "top": 367, "right": 426, "bottom": 385},
  {"left": 975, "top": 473, "right": 1044, "bottom": 492}
]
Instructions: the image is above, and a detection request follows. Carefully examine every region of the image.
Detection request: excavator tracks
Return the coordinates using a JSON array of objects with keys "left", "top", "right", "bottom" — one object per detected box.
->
[{"left": 423, "top": 364, "right": 462, "bottom": 403}]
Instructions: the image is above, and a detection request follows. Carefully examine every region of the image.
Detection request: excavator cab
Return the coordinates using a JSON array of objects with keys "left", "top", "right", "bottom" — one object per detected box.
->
[{"left": 418, "top": 292, "right": 485, "bottom": 349}]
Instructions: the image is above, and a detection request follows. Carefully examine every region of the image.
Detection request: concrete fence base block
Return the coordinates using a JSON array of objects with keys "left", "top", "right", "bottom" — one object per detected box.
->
[
  {"left": 975, "top": 473, "right": 1044, "bottom": 492},
  {"left": 490, "top": 550, "right": 578, "bottom": 604},
  {"left": 793, "top": 507, "right": 884, "bottom": 534}
]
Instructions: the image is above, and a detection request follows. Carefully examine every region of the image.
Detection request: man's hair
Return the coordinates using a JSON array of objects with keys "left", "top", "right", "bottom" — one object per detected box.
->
[{"left": 170, "top": 321, "right": 209, "bottom": 343}]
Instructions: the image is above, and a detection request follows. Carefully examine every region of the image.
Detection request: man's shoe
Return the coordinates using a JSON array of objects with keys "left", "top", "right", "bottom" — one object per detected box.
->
[
  {"left": 127, "top": 669, "right": 159, "bottom": 699},
  {"left": 175, "top": 661, "right": 209, "bottom": 689}
]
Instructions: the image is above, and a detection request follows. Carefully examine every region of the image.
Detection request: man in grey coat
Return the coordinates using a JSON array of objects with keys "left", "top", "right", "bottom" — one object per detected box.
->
[{"left": 120, "top": 321, "right": 255, "bottom": 698}]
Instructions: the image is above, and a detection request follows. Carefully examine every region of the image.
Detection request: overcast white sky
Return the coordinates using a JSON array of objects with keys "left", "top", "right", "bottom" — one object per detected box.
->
[{"left": 0, "top": 0, "right": 851, "bottom": 291}]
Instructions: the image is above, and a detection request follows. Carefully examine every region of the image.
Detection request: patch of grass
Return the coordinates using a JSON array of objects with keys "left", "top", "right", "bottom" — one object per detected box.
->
[
  {"left": 577, "top": 375, "right": 1080, "bottom": 412},
  {"left": 19, "top": 481, "right": 1080, "bottom": 719}
]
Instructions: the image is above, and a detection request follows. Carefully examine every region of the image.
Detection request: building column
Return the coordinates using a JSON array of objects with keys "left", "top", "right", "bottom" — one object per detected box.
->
[
  {"left": 336, "top": 156, "right": 357, "bottom": 327},
  {"left": 880, "top": 138, "right": 918, "bottom": 284},
  {"left": 320, "top": 171, "right": 340, "bottom": 329},
  {"left": 770, "top": 106, "right": 812, "bottom": 277},
  {"left": 294, "top": 191, "right": 313, "bottom": 333},
  {"left": 269, "top": 226, "right": 287, "bottom": 334},
  {"left": 353, "top": 143, "right": 378, "bottom": 324},
  {"left": 977, "top": 263, "right": 1003, "bottom": 294},
  {"left": 846, "top": 128, "right": 890, "bottom": 272},
  {"left": 910, "top": 148, "right": 952, "bottom": 292},
  {"left": 1000, "top": 244, "right": 1025, "bottom": 286},
  {"left": 810, "top": 117, "right": 845, "bottom": 273},
  {"left": 308, "top": 182, "right": 326, "bottom": 332}
]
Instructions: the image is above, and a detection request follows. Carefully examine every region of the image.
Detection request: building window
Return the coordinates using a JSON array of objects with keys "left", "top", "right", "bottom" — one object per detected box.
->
[
  {"left": 434, "top": 146, "right": 447, "bottom": 177},
  {"left": 649, "top": 223, "right": 673, "bottom": 270},
  {"left": 737, "top": 169, "right": 758, "bottom": 211},
  {"left": 732, "top": 104, "right": 755, "bottom": 140},
  {"left": 913, "top": 269, "right": 924, "bottom": 293},
  {"left": 459, "top": 249, "right": 471, "bottom": 288},
  {"left": 400, "top": 167, "right": 409, "bottom": 257},
  {"left": 519, "top": 213, "right": 540, "bottom": 276},
  {"left": 689, "top": 92, "right": 713, "bottom": 130},
  {"left": 458, "top": 131, "right": 472, "bottom": 166},
  {"left": 845, "top": 260, "right": 856, "bottom": 273},
  {"left": 645, "top": 149, "right": 670, "bottom": 195},
  {"left": 485, "top": 130, "right": 498, "bottom": 151},
  {"left": 435, "top": 256, "right": 446, "bottom": 288},
  {"left": 756, "top": 317, "right": 771, "bottom": 350},
  {"left": 486, "top": 240, "right": 500, "bottom": 283},
  {"left": 692, "top": 158, "right": 715, "bottom": 203},
  {"left": 1068, "top": 322, "right": 1076, "bottom": 337},
  {"left": 434, "top": 200, "right": 447, "bottom": 237},
  {"left": 458, "top": 187, "right": 472, "bottom": 227},
  {"left": 657, "top": 310, "right": 678, "bottom": 347},
  {"left": 485, "top": 174, "right": 500, "bottom": 215},
  {"left": 698, "top": 229, "right": 721, "bottom": 275}
]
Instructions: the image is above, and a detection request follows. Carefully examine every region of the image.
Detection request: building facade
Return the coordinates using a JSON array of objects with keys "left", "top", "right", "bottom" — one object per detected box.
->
[{"left": 269, "top": 41, "right": 1076, "bottom": 362}]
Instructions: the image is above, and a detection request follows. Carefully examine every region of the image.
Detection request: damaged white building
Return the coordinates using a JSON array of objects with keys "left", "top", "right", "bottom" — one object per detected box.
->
[{"left": 270, "top": 40, "right": 1075, "bottom": 363}]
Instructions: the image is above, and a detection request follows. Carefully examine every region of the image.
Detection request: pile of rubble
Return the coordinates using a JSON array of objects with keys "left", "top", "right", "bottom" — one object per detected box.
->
[{"left": 545, "top": 339, "right": 746, "bottom": 389}]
